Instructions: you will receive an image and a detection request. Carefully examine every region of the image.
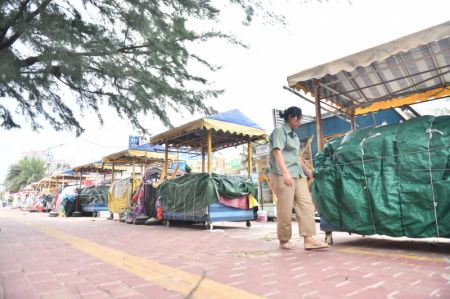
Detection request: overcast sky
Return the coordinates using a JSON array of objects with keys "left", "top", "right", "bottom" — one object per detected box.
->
[{"left": 1, "top": 0, "right": 449, "bottom": 184}]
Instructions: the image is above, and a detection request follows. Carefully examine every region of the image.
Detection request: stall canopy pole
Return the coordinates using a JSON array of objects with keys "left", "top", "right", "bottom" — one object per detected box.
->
[
  {"left": 247, "top": 138, "right": 252, "bottom": 177},
  {"left": 314, "top": 79, "right": 324, "bottom": 150},
  {"left": 202, "top": 150, "right": 205, "bottom": 172},
  {"left": 112, "top": 163, "right": 115, "bottom": 183},
  {"left": 350, "top": 110, "right": 356, "bottom": 131},
  {"left": 132, "top": 158, "right": 136, "bottom": 194},
  {"left": 164, "top": 143, "right": 169, "bottom": 178},
  {"left": 132, "top": 158, "right": 136, "bottom": 180},
  {"left": 207, "top": 130, "right": 212, "bottom": 174}
]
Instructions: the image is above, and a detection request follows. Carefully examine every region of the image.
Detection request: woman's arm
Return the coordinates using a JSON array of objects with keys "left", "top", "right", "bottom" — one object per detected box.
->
[
  {"left": 300, "top": 159, "right": 313, "bottom": 180},
  {"left": 273, "top": 149, "right": 293, "bottom": 187}
]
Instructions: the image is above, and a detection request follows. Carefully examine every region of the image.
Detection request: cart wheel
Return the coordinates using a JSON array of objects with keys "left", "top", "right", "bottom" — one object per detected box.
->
[
  {"left": 165, "top": 220, "right": 171, "bottom": 227},
  {"left": 205, "top": 222, "right": 213, "bottom": 230},
  {"left": 325, "top": 232, "right": 333, "bottom": 245},
  {"left": 246, "top": 220, "right": 251, "bottom": 228}
]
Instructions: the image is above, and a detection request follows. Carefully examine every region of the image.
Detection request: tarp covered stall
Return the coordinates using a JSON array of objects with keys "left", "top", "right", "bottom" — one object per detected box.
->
[
  {"left": 287, "top": 21, "right": 450, "bottom": 242},
  {"left": 159, "top": 173, "right": 257, "bottom": 228},
  {"left": 79, "top": 185, "right": 110, "bottom": 213},
  {"left": 103, "top": 144, "right": 169, "bottom": 217},
  {"left": 311, "top": 115, "right": 450, "bottom": 238},
  {"left": 108, "top": 178, "right": 133, "bottom": 214},
  {"left": 151, "top": 109, "right": 266, "bottom": 228}
]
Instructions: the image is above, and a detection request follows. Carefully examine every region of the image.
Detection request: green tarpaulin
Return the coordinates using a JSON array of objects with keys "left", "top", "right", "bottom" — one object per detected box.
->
[
  {"left": 159, "top": 173, "right": 256, "bottom": 214},
  {"left": 312, "top": 115, "right": 450, "bottom": 238}
]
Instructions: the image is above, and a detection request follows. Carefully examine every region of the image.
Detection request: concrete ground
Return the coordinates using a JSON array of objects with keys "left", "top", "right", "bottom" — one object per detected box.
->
[{"left": 0, "top": 208, "right": 449, "bottom": 299}]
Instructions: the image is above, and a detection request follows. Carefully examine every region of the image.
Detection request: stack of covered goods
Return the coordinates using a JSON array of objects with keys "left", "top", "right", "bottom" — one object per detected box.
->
[
  {"left": 56, "top": 185, "right": 79, "bottom": 217},
  {"left": 128, "top": 167, "right": 162, "bottom": 225},
  {"left": 159, "top": 173, "right": 258, "bottom": 224},
  {"left": 108, "top": 178, "right": 140, "bottom": 221},
  {"left": 108, "top": 178, "right": 132, "bottom": 219},
  {"left": 311, "top": 115, "right": 450, "bottom": 238},
  {"left": 79, "top": 185, "right": 110, "bottom": 213}
]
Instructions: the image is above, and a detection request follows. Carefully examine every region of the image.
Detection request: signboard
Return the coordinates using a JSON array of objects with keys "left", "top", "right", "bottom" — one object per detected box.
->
[
  {"left": 255, "top": 144, "right": 270, "bottom": 156},
  {"left": 128, "top": 135, "right": 140, "bottom": 149},
  {"left": 229, "top": 159, "right": 241, "bottom": 169}
]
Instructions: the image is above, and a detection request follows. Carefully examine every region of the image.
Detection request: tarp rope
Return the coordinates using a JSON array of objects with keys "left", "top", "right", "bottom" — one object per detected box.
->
[
  {"left": 427, "top": 117, "right": 441, "bottom": 237},
  {"left": 359, "top": 133, "right": 380, "bottom": 234}
]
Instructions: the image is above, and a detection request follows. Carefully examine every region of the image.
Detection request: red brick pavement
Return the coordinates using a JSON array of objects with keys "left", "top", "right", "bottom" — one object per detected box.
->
[{"left": 0, "top": 209, "right": 449, "bottom": 298}]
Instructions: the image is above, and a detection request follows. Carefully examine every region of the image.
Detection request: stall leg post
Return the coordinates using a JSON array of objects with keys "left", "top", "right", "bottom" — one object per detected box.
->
[
  {"left": 73, "top": 171, "right": 82, "bottom": 217},
  {"left": 314, "top": 79, "right": 324, "bottom": 151},
  {"left": 247, "top": 138, "right": 252, "bottom": 177},
  {"left": 164, "top": 143, "right": 169, "bottom": 179},
  {"left": 112, "top": 163, "right": 115, "bottom": 183},
  {"left": 350, "top": 110, "right": 356, "bottom": 131},
  {"left": 314, "top": 79, "right": 333, "bottom": 243},
  {"left": 207, "top": 130, "right": 212, "bottom": 174},
  {"left": 202, "top": 150, "right": 205, "bottom": 173}
]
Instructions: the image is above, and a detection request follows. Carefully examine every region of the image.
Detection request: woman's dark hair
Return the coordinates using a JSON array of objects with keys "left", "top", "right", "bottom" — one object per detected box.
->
[{"left": 279, "top": 106, "right": 302, "bottom": 122}]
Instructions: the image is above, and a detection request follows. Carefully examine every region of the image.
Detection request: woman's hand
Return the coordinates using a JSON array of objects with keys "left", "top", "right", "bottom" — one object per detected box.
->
[{"left": 283, "top": 173, "right": 293, "bottom": 187}]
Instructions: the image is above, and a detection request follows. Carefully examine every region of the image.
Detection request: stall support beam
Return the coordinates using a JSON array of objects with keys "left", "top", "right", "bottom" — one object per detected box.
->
[
  {"left": 207, "top": 130, "right": 212, "bottom": 174},
  {"left": 164, "top": 144, "right": 169, "bottom": 178},
  {"left": 247, "top": 138, "right": 252, "bottom": 177},
  {"left": 350, "top": 111, "right": 356, "bottom": 131},
  {"left": 314, "top": 79, "right": 324, "bottom": 151},
  {"left": 132, "top": 158, "right": 136, "bottom": 194},
  {"left": 201, "top": 150, "right": 205, "bottom": 172},
  {"left": 112, "top": 163, "right": 115, "bottom": 183}
]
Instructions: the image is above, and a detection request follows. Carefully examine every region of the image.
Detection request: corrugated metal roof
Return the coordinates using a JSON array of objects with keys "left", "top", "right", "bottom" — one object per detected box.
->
[{"left": 287, "top": 21, "right": 450, "bottom": 114}]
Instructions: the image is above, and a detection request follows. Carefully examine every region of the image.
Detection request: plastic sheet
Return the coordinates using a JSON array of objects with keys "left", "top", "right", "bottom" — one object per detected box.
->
[{"left": 312, "top": 115, "right": 450, "bottom": 238}]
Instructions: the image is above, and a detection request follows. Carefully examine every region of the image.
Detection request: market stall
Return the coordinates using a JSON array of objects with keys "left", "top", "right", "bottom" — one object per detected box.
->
[
  {"left": 286, "top": 21, "right": 450, "bottom": 241},
  {"left": 150, "top": 109, "right": 266, "bottom": 229},
  {"left": 102, "top": 144, "right": 167, "bottom": 220},
  {"left": 71, "top": 161, "right": 126, "bottom": 214}
]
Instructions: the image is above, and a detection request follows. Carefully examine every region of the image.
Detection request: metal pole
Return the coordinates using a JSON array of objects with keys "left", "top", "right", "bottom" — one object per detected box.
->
[
  {"left": 247, "top": 138, "right": 252, "bottom": 177},
  {"left": 350, "top": 110, "right": 356, "bottom": 131},
  {"left": 314, "top": 79, "right": 324, "bottom": 151},
  {"left": 112, "top": 163, "right": 115, "bottom": 183},
  {"left": 202, "top": 150, "right": 205, "bottom": 173},
  {"left": 207, "top": 130, "right": 212, "bottom": 174},
  {"left": 132, "top": 158, "right": 136, "bottom": 195},
  {"left": 164, "top": 144, "right": 169, "bottom": 178},
  {"left": 73, "top": 171, "right": 82, "bottom": 216}
]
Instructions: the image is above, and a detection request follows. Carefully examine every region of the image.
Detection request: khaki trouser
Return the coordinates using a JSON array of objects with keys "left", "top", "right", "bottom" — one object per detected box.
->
[{"left": 270, "top": 173, "right": 316, "bottom": 242}]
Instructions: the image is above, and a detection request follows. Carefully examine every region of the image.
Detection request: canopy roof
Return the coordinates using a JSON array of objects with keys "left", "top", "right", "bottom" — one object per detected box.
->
[
  {"left": 102, "top": 144, "right": 167, "bottom": 164},
  {"left": 71, "top": 161, "right": 127, "bottom": 174},
  {"left": 150, "top": 109, "right": 267, "bottom": 151},
  {"left": 287, "top": 21, "right": 450, "bottom": 115}
]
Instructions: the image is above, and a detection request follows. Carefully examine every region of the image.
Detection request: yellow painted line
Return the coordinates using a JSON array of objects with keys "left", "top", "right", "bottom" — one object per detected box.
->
[
  {"left": 339, "top": 247, "right": 449, "bottom": 264},
  {"left": 25, "top": 223, "right": 263, "bottom": 299}
]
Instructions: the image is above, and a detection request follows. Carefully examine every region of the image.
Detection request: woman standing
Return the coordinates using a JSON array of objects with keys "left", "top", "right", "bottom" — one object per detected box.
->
[{"left": 269, "top": 106, "right": 328, "bottom": 250}]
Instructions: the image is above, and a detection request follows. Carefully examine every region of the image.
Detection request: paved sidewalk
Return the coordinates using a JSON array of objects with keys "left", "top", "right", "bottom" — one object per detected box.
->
[{"left": 0, "top": 208, "right": 449, "bottom": 299}]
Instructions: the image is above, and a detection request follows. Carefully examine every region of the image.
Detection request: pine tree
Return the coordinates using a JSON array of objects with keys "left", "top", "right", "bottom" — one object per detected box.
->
[{"left": 0, "top": 0, "right": 282, "bottom": 135}]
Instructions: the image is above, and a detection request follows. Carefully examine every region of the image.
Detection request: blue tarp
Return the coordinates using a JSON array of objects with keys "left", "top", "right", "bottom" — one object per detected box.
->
[{"left": 207, "top": 109, "right": 263, "bottom": 130}]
